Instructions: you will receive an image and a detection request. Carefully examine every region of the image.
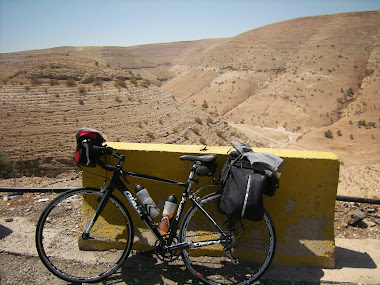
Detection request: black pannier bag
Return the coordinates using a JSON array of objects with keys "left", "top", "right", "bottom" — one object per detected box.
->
[
  {"left": 74, "top": 128, "right": 105, "bottom": 167},
  {"left": 218, "top": 142, "right": 283, "bottom": 221}
]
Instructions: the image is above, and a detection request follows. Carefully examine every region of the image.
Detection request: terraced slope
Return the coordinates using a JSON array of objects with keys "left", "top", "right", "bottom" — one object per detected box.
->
[{"left": 0, "top": 84, "right": 249, "bottom": 176}]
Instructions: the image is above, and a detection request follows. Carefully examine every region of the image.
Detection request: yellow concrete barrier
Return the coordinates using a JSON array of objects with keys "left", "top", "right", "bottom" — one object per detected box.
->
[{"left": 82, "top": 142, "right": 339, "bottom": 268}]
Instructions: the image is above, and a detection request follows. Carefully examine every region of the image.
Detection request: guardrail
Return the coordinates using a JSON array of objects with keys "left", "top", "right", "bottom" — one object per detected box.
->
[{"left": 0, "top": 187, "right": 79, "bottom": 193}]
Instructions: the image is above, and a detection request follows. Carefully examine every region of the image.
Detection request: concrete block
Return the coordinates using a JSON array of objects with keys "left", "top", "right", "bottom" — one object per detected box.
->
[{"left": 83, "top": 142, "right": 340, "bottom": 268}]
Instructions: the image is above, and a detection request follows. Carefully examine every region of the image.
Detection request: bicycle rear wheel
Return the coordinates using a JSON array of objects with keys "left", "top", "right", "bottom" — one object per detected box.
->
[
  {"left": 180, "top": 193, "right": 276, "bottom": 285},
  {"left": 35, "top": 188, "right": 134, "bottom": 283}
]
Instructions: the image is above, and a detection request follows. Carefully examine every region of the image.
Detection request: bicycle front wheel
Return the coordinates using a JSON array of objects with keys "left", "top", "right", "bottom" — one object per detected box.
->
[
  {"left": 35, "top": 188, "right": 134, "bottom": 283},
  {"left": 180, "top": 193, "right": 276, "bottom": 285}
]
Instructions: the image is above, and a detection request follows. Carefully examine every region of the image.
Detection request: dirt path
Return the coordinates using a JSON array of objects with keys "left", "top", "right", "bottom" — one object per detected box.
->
[{"left": 229, "top": 123, "right": 302, "bottom": 148}]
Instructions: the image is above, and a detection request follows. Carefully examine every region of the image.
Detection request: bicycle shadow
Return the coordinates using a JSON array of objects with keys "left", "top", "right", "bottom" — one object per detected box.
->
[
  {"left": 104, "top": 251, "right": 199, "bottom": 285},
  {"left": 0, "top": 224, "right": 13, "bottom": 239}
]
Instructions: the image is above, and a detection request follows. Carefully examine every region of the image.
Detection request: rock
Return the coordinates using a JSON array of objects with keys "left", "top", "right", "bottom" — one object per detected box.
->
[
  {"left": 350, "top": 209, "right": 366, "bottom": 219},
  {"left": 348, "top": 209, "right": 366, "bottom": 226},
  {"left": 36, "top": 198, "right": 49, "bottom": 203}
]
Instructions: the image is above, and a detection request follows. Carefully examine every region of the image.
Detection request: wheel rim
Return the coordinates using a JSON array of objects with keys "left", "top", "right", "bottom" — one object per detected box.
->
[{"left": 36, "top": 189, "right": 133, "bottom": 283}]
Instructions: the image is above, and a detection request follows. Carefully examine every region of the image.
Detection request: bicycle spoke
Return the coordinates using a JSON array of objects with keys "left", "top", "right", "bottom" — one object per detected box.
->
[{"left": 180, "top": 193, "right": 276, "bottom": 285}]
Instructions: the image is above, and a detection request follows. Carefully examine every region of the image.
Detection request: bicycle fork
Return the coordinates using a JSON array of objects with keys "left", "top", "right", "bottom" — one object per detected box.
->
[{"left": 82, "top": 185, "right": 115, "bottom": 239}]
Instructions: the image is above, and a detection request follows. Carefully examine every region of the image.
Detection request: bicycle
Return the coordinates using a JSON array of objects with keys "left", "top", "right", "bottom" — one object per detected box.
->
[{"left": 35, "top": 139, "right": 276, "bottom": 284}]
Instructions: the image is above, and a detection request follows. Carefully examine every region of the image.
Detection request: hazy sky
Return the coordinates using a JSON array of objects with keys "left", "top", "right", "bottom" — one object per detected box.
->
[{"left": 1, "top": 0, "right": 379, "bottom": 53}]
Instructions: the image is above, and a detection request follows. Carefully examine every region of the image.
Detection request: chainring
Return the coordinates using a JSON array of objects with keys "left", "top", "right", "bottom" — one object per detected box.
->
[{"left": 155, "top": 234, "right": 181, "bottom": 262}]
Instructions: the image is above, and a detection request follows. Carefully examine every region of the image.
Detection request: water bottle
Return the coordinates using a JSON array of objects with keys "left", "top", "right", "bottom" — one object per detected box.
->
[
  {"left": 158, "top": 194, "right": 177, "bottom": 233},
  {"left": 134, "top": 184, "right": 160, "bottom": 218}
]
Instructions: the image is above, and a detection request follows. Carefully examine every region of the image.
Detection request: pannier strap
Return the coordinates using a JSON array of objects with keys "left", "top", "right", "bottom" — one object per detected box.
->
[{"left": 180, "top": 154, "right": 217, "bottom": 164}]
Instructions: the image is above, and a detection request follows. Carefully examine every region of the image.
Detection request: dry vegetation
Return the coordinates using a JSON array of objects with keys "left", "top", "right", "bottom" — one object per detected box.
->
[{"left": 0, "top": 11, "right": 379, "bottom": 198}]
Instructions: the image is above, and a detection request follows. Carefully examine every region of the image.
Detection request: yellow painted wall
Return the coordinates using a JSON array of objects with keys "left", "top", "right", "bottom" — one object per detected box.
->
[{"left": 82, "top": 142, "right": 339, "bottom": 268}]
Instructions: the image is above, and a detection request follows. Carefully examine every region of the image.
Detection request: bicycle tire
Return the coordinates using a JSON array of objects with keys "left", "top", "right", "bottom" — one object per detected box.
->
[
  {"left": 180, "top": 192, "right": 276, "bottom": 285},
  {"left": 35, "top": 188, "right": 134, "bottom": 283}
]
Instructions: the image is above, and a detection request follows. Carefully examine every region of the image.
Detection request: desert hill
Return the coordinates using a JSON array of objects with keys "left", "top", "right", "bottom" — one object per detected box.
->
[
  {"left": 1, "top": 11, "right": 379, "bottom": 197},
  {"left": 161, "top": 11, "right": 380, "bottom": 162},
  {"left": 163, "top": 11, "right": 379, "bottom": 129},
  {"left": 0, "top": 39, "right": 226, "bottom": 86}
]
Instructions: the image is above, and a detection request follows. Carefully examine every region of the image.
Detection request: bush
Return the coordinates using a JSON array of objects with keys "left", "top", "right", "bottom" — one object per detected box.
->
[
  {"left": 130, "top": 78, "right": 138, "bottom": 86},
  {"left": 49, "top": 79, "right": 59, "bottom": 86},
  {"left": 66, "top": 78, "right": 76, "bottom": 87},
  {"left": 202, "top": 100, "right": 209, "bottom": 109},
  {"left": 368, "top": 122, "right": 376, "bottom": 128},
  {"left": 114, "top": 80, "right": 127, "bottom": 89},
  {"left": 358, "top": 120, "right": 366, "bottom": 127},
  {"left": 140, "top": 79, "right": 150, "bottom": 88},
  {"left": 78, "top": 86, "right": 86, "bottom": 94},
  {"left": 346, "top": 88, "right": 354, "bottom": 97},
  {"left": 324, "top": 130, "right": 333, "bottom": 139},
  {"left": 0, "top": 151, "right": 14, "bottom": 178},
  {"left": 31, "top": 77, "right": 42, "bottom": 86},
  {"left": 191, "top": 128, "right": 200, "bottom": 135},
  {"left": 195, "top": 117, "right": 202, "bottom": 124}
]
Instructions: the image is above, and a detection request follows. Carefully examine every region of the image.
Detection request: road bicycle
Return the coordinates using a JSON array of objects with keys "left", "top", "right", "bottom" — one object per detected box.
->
[{"left": 35, "top": 140, "right": 276, "bottom": 284}]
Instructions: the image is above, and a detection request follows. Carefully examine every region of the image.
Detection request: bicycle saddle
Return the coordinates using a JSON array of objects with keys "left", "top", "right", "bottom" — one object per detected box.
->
[{"left": 179, "top": 154, "right": 217, "bottom": 164}]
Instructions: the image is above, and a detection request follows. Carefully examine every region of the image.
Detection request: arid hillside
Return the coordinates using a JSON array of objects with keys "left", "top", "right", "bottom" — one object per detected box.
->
[
  {"left": 0, "top": 82, "right": 250, "bottom": 176},
  {"left": 161, "top": 11, "right": 380, "bottom": 187},
  {"left": 163, "top": 11, "right": 379, "bottom": 131},
  {"left": 1, "top": 11, "right": 379, "bottom": 197},
  {"left": 0, "top": 39, "right": 226, "bottom": 86}
]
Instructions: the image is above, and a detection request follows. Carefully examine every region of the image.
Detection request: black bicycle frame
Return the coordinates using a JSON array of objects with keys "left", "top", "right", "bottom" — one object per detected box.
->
[{"left": 85, "top": 153, "right": 227, "bottom": 253}]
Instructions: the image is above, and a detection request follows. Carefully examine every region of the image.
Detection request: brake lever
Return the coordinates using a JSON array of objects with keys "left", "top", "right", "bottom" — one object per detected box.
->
[{"left": 82, "top": 140, "right": 91, "bottom": 166}]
